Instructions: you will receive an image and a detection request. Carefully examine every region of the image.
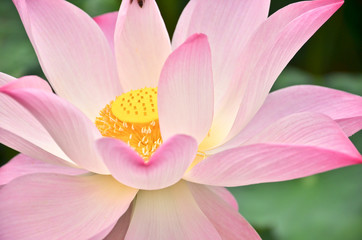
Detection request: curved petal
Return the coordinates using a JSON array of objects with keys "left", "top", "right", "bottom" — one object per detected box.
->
[
  {"left": 125, "top": 181, "right": 221, "bottom": 240},
  {"left": 13, "top": 0, "right": 121, "bottom": 120},
  {"left": 245, "top": 112, "right": 361, "bottom": 157},
  {"left": 208, "top": 186, "right": 239, "bottom": 210},
  {"left": 185, "top": 113, "right": 362, "bottom": 186},
  {"left": 186, "top": 144, "right": 361, "bottom": 187},
  {"left": 1, "top": 87, "right": 109, "bottom": 174},
  {"left": 0, "top": 128, "right": 76, "bottom": 168},
  {"left": 0, "top": 174, "right": 137, "bottom": 240},
  {"left": 90, "top": 206, "right": 133, "bottom": 240},
  {"left": 97, "top": 135, "right": 198, "bottom": 190},
  {"left": 336, "top": 117, "right": 362, "bottom": 137},
  {"left": 0, "top": 77, "right": 72, "bottom": 165},
  {"left": 1, "top": 75, "right": 52, "bottom": 91},
  {"left": 158, "top": 34, "right": 213, "bottom": 143},
  {"left": 188, "top": 182, "right": 261, "bottom": 240},
  {"left": 0, "top": 154, "right": 86, "bottom": 185},
  {"left": 219, "top": 85, "right": 362, "bottom": 151},
  {"left": 114, "top": 0, "right": 171, "bottom": 91},
  {"left": 227, "top": 0, "right": 344, "bottom": 141},
  {"left": 94, "top": 12, "right": 118, "bottom": 50},
  {"left": 0, "top": 72, "right": 16, "bottom": 85},
  {"left": 104, "top": 206, "right": 132, "bottom": 240},
  {"left": 172, "top": 0, "right": 269, "bottom": 114},
  {"left": 88, "top": 222, "right": 117, "bottom": 240}
]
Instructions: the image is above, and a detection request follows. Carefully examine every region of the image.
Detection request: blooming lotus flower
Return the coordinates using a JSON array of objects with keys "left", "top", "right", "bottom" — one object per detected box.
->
[{"left": 0, "top": 0, "right": 361, "bottom": 239}]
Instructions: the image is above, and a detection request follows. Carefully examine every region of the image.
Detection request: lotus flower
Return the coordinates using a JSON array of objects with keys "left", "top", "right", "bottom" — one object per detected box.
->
[{"left": 0, "top": 0, "right": 361, "bottom": 239}]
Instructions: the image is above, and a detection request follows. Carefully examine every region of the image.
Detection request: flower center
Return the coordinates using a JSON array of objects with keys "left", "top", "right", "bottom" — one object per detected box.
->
[{"left": 95, "top": 87, "right": 162, "bottom": 161}]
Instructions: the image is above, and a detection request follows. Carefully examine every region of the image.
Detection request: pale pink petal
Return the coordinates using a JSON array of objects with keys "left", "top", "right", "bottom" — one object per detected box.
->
[
  {"left": 0, "top": 72, "right": 16, "bottom": 85},
  {"left": 93, "top": 12, "right": 118, "bottom": 50},
  {"left": 97, "top": 135, "right": 198, "bottom": 190},
  {"left": 0, "top": 128, "right": 76, "bottom": 168},
  {"left": 244, "top": 112, "right": 361, "bottom": 158},
  {"left": 88, "top": 222, "right": 117, "bottom": 240},
  {"left": 172, "top": 0, "right": 269, "bottom": 113},
  {"left": 0, "top": 174, "right": 137, "bottom": 239},
  {"left": 125, "top": 181, "right": 221, "bottom": 240},
  {"left": 336, "top": 117, "right": 362, "bottom": 137},
  {"left": 0, "top": 154, "right": 86, "bottom": 185},
  {"left": 227, "top": 0, "right": 344, "bottom": 141},
  {"left": 158, "top": 34, "right": 213, "bottom": 143},
  {"left": 173, "top": 0, "right": 270, "bottom": 149},
  {"left": 186, "top": 144, "right": 361, "bottom": 187},
  {"left": 188, "top": 182, "right": 260, "bottom": 240},
  {"left": 1, "top": 75, "right": 52, "bottom": 92},
  {"left": 104, "top": 206, "right": 132, "bottom": 240},
  {"left": 220, "top": 85, "right": 362, "bottom": 151},
  {"left": 114, "top": 0, "right": 171, "bottom": 91},
  {"left": 0, "top": 77, "right": 72, "bottom": 165},
  {"left": 185, "top": 112, "right": 362, "bottom": 186},
  {"left": 208, "top": 186, "right": 239, "bottom": 210},
  {"left": 1, "top": 87, "right": 109, "bottom": 174},
  {"left": 13, "top": 0, "right": 121, "bottom": 120}
]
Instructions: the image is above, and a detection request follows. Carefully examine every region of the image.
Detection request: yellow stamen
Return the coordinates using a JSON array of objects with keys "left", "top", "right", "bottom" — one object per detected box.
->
[{"left": 96, "top": 87, "right": 162, "bottom": 161}]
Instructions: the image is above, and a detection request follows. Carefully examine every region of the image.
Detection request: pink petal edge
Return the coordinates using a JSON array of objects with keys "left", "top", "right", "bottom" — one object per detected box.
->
[
  {"left": 1, "top": 87, "right": 109, "bottom": 174},
  {"left": 158, "top": 33, "right": 214, "bottom": 143},
  {"left": 188, "top": 182, "right": 261, "bottom": 240},
  {"left": 0, "top": 154, "right": 86, "bottom": 185},
  {"left": 13, "top": 0, "right": 121, "bottom": 120},
  {"left": 97, "top": 135, "right": 198, "bottom": 190},
  {"left": 186, "top": 112, "right": 361, "bottom": 186},
  {"left": 94, "top": 12, "right": 118, "bottom": 51},
  {"left": 227, "top": 0, "right": 344, "bottom": 142},
  {"left": 0, "top": 174, "right": 137, "bottom": 239},
  {"left": 125, "top": 181, "right": 221, "bottom": 239},
  {"left": 114, "top": 0, "right": 171, "bottom": 91}
]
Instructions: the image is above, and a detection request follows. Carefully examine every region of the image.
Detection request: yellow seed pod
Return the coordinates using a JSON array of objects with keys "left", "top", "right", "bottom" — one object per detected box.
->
[{"left": 111, "top": 87, "right": 158, "bottom": 123}]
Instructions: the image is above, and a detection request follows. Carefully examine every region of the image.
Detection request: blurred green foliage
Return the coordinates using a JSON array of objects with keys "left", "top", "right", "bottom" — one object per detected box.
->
[{"left": 0, "top": 0, "right": 361, "bottom": 239}]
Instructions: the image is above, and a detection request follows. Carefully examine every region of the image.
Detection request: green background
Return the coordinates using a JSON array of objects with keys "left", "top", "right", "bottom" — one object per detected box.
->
[{"left": 0, "top": 0, "right": 361, "bottom": 239}]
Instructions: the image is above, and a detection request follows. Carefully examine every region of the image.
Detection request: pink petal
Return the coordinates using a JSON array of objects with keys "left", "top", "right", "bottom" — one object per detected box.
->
[
  {"left": 0, "top": 72, "right": 16, "bottom": 85},
  {"left": 172, "top": 0, "right": 270, "bottom": 150},
  {"left": 97, "top": 135, "right": 198, "bottom": 190},
  {"left": 114, "top": 0, "right": 171, "bottom": 91},
  {"left": 227, "top": 0, "right": 344, "bottom": 141},
  {"left": 187, "top": 144, "right": 361, "bottom": 187},
  {"left": 172, "top": 0, "right": 269, "bottom": 113},
  {"left": 1, "top": 75, "right": 52, "bottom": 92},
  {"left": 221, "top": 85, "right": 362, "bottom": 150},
  {"left": 104, "top": 206, "right": 132, "bottom": 240},
  {"left": 88, "top": 222, "right": 117, "bottom": 240},
  {"left": 0, "top": 173, "right": 137, "bottom": 239},
  {"left": 188, "top": 182, "right": 261, "bottom": 240},
  {"left": 158, "top": 34, "right": 214, "bottom": 143},
  {"left": 0, "top": 154, "right": 86, "bottom": 185},
  {"left": 208, "top": 186, "right": 239, "bottom": 210},
  {"left": 1, "top": 87, "right": 109, "bottom": 174},
  {"left": 185, "top": 112, "right": 361, "bottom": 186},
  {"left": 125, "top": 181, "right": 221, "bottom": 239},
  {"left": 336, "top": 117, "right": 362, "bottom": 137},
  {"left": 13, "top": 0, "right": 121, "bottom": 120},
  {"left": 0, "top": 77, "right": 72, "bottom": 166},
  {"left": 245, "top": 112, "right": 361, "bottom": 158},
  {"left": 0, "top": 128, "right": 76, "bottom": 168},
  {"left": 93, "top": 12, "right": 118, "bottom": 51},
  {"left": 89, "top": 208, "right": 133, "bottom": 240}
]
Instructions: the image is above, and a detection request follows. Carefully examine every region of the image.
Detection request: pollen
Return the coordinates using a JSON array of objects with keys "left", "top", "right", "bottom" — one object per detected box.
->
[{"left": 95, "top": 87, "right": 162, "bottom": 161}]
